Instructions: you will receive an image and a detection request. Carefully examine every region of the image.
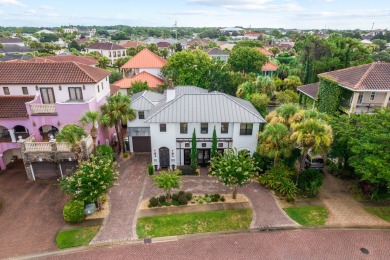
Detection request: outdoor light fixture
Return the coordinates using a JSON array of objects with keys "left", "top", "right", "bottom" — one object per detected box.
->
[
  {"left": 171, "top": 150, "right": 174, "bottom": 157},
  {"left": 59, "top": 85, "right": 62, "bottom": 90},
  {"left": 35, "top": 85, "right": 38, "bottom": 90},
  {"left": 154, "top": 150, "right": 156, "bottom": 157},
  {"left": 57, "top": 121, "right": 61, "bottom": 127},
  {"left": 32, "top": 121, "right": 36, "bottom": 127}
]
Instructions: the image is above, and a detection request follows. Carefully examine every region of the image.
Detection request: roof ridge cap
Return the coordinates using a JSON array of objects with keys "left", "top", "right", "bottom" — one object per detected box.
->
[
  {"left": 223, "top": 94, "right": 264, "bottom": 120},
  {"left": 354, "top": 62, "right": 377, "bottom": 89},
  {"left": 145, "top": 94, "right": 184, "bottom": 122},
  {"left": 318, "top": 62, "right": 373, "bottom": 77}
]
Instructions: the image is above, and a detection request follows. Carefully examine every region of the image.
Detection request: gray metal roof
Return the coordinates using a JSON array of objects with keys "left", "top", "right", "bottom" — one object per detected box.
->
[
  {"left": 207, "top": 48, "right": 228, "bottom": 56},
  {"left": 131, "top": 90, "right": 164, "bottom": 111},
  {"left": 146, "top": 93, "right": 265, "bottom": 123},
  {"left": 163, "top": 86, "right": 208, "bottom": 96}
]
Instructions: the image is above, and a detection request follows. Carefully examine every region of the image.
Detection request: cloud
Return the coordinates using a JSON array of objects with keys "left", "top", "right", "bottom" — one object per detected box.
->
[
  {"left": 0, "top": 0, "right": 25, "bottom": 7},
  {"left": 39, "top": 5, "right": 55, "bottom": 10},
  {"left": 298, "top": 9, "right": 390, "bottom": 20},
  {"left": 24, "top": 9, "right": 37, "bottom": 14},
  {"left": 161, "top": 9, "right": 240, "bottom": 16}
]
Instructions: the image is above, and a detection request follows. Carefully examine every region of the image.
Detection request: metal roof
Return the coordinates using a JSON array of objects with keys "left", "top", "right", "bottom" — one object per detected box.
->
[
  {"left": 131, "top": 91, "right": 165, "bottom": 111},
  {"left": 146, "top": 92, "right": 265, "bottom": 123},
  {"left": 163, "top": 86, "right": 208, "bottom": 96}
]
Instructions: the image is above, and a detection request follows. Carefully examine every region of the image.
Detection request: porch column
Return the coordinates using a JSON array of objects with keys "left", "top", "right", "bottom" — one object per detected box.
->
[
  {"left": 8, "top": 129, "right": 16, "bottom": 143},
  {"left": 382, "top": 92, "right": 390, "bottom": 107},
  {"left": 349, "top": 92, "right": 360, "bottom": 114}
]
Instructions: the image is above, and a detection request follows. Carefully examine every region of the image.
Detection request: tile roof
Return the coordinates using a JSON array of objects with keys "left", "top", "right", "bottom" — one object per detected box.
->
[
  {"left": 257, "top": 47, "right": 273, "bottom": 56},
  {"left": 157, "top": 42, "right": 171, "bottom": 48},
  {"left": 319, "top": 62, "right": 390, "bottom": 91},
  {"left": 207, "top": 48, "right": 228, "bottom": 56},
  {"left": 110, "top": 84, "right": 120, "bottom": 95},
  {"left": 0, "top": 62, "right": 110, "bottom": 84},
  {"left": 119, "top": 40, "right": 146, "bottom": 48},
  {"left": 0, "top": 37, "right": 23, "bottom": 44},
  {"left": 29, "top": 55, "right": 98, "bottom": 66},
  {"left": 121, "top": 48, "right": 167, "bottom": 69},
  {"left": 86, "top": 42, "right": 125, "bottom": 50},
  {"left": 0, "top": 44, "right": 33, "bottom": 54},
  {"left": 187, "top": 39, "right": 210, "bottom": 47},
  {"left": 0, "top": 95, "right": 35, "bottom": 118},
  {"left": 297, "top": 82, "right": 319, "bottom": 100},
  {"left": 262, "top": 62, "right": 278, "bottom": 71},
  {"left": 112, "top": 71, "right": 164, "bottom": 89}
]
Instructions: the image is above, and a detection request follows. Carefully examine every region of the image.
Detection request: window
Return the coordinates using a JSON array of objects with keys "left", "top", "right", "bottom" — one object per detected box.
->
[
  {"left": 109, "top": 51, "right": 111, "bottom": 57},
  {"left": 40, "top": 88, "right": 55, "bottom": 104},
  {"left": 97, "top": 84, "right": 100, "bottom": 93},
  {"left": 113, "top": 51, "right": 116, "bottom": 57},
  {"left": 22, "top": 87, "right": 28, "bottom": 95},
  {"left": 68, "top": 87, "right": 83, "bottom": 100},
  {"left": 221, "top": 123, "right": 229, "bottom": 134},
  {"left": 101, "top": 82, "right": 104, "bottom": 89},
  {"left": 218, "top": 143, "right": 223, "bottom": 148},
  {"left": 370, "top": 92, "right": 376, "bottom": 101},
  {"left": 118, "top": 51, "right": 121, "bottom": 57},
  {"left": 3, "top": 87, "right": 10, "bottom": 95},
  {"left": 160, "top": 124, "right": 166, "bottom": 132},
  {"left": 201, "top": 123, "right": 208, "bottom": 134},
  {"left": 138, "top": 111, "right": 145, "bottom": 119},
  {"left": 123, "top": 51, "right": 126, "bottom": 56},
  {"left": 240, "top": 123, "right": 253, "bottom": 135},
  {"left": 180, "top": 123, "right": 188, "bottom": 134},
  {"left": 357, "top": 93, "right": 363, "bottom": 104}
]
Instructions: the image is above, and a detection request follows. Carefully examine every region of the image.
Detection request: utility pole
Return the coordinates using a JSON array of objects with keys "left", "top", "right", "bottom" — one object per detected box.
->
[{"left": 174, "top": 21, "right": 178, "bottom": 40}]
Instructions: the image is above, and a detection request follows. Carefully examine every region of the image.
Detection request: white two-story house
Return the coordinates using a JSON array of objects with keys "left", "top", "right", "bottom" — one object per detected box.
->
[
  {"left": 85, "top": 42, "right": 126, "bottom": 66},
  {"left": 127, "top": 84, "right": 265, "bottom": 169}
]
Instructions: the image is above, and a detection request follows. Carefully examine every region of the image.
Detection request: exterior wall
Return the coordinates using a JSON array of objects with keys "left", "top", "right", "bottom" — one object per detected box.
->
[
  {"left": 150, "top": 123, "right": 177, "bottom": 168},
  {"left": 139, "top": 68, "right": 162, "bottom": 78},
  {"left": 128, "top": 110, "right": 150, "bottom": 128},
  {"left": 0, "top": 142, "right": 22, "bottom": 170},
  {"left": 232, "top": 123, "right": 259, "bottom": 155},
  {"left": 357, "top": 91, "right": 388, "bottom": 105}
]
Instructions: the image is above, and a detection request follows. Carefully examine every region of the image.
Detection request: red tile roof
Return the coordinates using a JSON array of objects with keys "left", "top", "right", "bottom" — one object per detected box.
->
[
  {"left": 121, "top": 49, "right": 167, "bottom": 69},
  {"left": 0, "top": 95, "right": 35, "bottom": 118},
  {"left": 297, "top": 82, "right": 319, "bottom": 100},
  {"left": 157, "top": 42, "right": 171, "bottom": 48},
  {"left": 29, "top": 55, "right": 98, "bottom": 66},
  {"left": 257, "top": 47, "right": 273, "bottom": 57},
  {"left": 112, "top": 71, "right": 164, "bottom": 89},
  {"left": 0, "top": 62, "right": 110, "bottom": 84},
  {"left": 118, "top": 40, "right": 146, "bottom": 48},
  {"left": 86, "top": 42, "right": 125, "bottom": 50},
  {"left": 262, "top": 62, "right": 278, "bottom": 71},
  {"left": 319, "top": 62, "right": 390, "bottom": 91},
  {"left": 110, "top": 84, "right": 120, "bottom": 95}
]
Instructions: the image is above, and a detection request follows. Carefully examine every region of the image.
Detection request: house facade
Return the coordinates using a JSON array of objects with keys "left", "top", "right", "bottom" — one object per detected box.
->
[
  {"left": 121, "top": 48, "right": 167, "bottom": 78},
  {"left": 206, "top": 48, "right": 229, "bottom": 62},
  {"left": 0, "top": 62, "right": 112, "bottom": 178},
  {"left": 113, "top": 71, "right": 164, "bottom": 94},
  {"left": 85, "top": 42, "right": 126, "bottom": 66}
]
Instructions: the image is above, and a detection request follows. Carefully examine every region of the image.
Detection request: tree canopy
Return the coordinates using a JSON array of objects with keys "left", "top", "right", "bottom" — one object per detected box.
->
[{"left": 228, "top": 46, "right": 268, "bottom": 73}]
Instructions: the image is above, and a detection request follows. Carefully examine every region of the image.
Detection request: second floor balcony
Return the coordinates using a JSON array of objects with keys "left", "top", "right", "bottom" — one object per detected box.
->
[{"left": 29, "top": 104, "right": 57, "bottom": 115}]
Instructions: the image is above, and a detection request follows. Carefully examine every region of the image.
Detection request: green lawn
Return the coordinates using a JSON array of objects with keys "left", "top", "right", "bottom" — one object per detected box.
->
[
  {"left": 137, "top": 209, "right": 252, "bottom": 238},
  {"left": 284, "top": 206, "right": 328, "bottom": 226},
  {"left": 365, "top": 207, "right": 390, "bottom": 222},
  {"left": 56, "top": 226, "right": 100, "bottom": 249}
]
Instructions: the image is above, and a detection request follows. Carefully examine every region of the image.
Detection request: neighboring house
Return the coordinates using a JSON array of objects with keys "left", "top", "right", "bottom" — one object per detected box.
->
[
  {"left": 0, "top": 37, "right": 25, "bottom": 46},
  {"left": 118, "top": 40, "right": 146, "bottom": 49},
  {"left": 0, "top": 61, "right": 112, "bottom": 178},
  {"left": 298, "top": 62, "right": 390, "bottom": 114},
  {"left": 0, "top": 44, "right": 33, "bottom": 54},
  {"left": 257, "top": 47, "right": 273, "bottom": 58},
  {"left": 244, "top": 32, "right": 262, "bottom": 40},
  {"left": 127, "top": 84, "right": 265, "bottom": 169},
  {"left": 261, "top": 62, "right": 278, "bottom": 77},
  {"left": 278, "top": 42, "right": 295, "bottom": 51},
  {"left": 85, "top": 42, "right": 126, "bottom": 65},
  {"left": 121, "top": 48, "right": 167, "bottom": 78},
  {"left": 361, "top": 39, "right": 373, "bottom": 45},
  {"left": 206, "top": 48, "right": 229, "bottom": 62},
  {"left": 36, "top": 29, "right": 55, "bottom": 34},
  {"left": 0, "top": 54, "right": 32, "bottom": 62},
  {"left": 29, "top": 55, "right": 98, "bottom": 67},
  {"left": 186, "top": 39, "right": 210, "bottom": 49},
  {"left": 113, "top": 71, "right": 164, "bottom": 95},
  {"left": 220, "top": 27, "right": 245, "bottom": 35},
  {"left": 63, "top": 27, "right": 78, "bottom": 34},
  {"left": 219, "top": 43, "right": 235, "bottom": 51}
]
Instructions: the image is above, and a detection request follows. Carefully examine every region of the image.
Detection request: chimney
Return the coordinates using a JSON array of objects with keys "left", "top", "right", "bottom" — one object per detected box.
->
[{"left": 166, "top": 79, "right": 175, "bottom": 102}]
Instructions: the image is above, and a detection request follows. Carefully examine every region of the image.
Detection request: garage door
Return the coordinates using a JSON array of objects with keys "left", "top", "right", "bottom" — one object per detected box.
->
[
  {"left": 32, "top": 162, "right": 59, "bottom": 180},
  {"left": 132, "top": 136, "right": 151, "bottom": 152},
  {"left": 60, "top": 161, "right": 78, "bottom": 176}
]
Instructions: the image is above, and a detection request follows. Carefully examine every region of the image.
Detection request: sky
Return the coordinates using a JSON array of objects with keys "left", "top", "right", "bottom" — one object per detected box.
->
[{"left": 0, "top": 0, "right": 389, "bottom": 30}]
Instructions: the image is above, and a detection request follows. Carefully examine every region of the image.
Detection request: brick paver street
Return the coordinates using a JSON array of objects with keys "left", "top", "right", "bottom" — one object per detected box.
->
[
  {"left": 319, "top": 172, "right": 390, "bottom": 227},
  {"left": 0, "top": 161, "right": 67, "bottom": 259},
  {"left": 46, "top": 229, "right": 390, "bottom": 260}
]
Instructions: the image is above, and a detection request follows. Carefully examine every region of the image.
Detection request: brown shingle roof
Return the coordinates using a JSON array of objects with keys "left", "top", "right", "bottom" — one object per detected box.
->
[
  {"left": 121, "top": 49, "right": 167, "bottom": 69},
  {"left": 118, "top": 40, "right": 146, "bottom": 48},
  {"left": 113, "top": 71, "right": 164, "bottom": 89},
  {"left": 0, "top": 62, "right": 110, "bottom": 85},
  {"left": 0, "top": 95, "right": 35, "bottom": 118},
  {"left": 319, "top": 62, "right": 390, "bottom": 91},
  {"left": 297, "top": 82, "right": 319, "bottom": 100},
  {"left": 29, "top": 55, "right": 98, "bottom": 66},
  {"left": 86, "top": 42, "right": 125, "bottom": 50}
]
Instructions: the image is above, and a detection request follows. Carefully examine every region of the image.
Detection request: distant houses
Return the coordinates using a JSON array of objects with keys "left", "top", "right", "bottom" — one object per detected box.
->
[{"left": 85, "top": 42, "right": 126, "bottom": 65}]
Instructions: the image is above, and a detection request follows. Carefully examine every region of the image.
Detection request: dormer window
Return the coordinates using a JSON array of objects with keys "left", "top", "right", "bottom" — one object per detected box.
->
[{"left": 138, "top": 111, "right": 145, "bottom": 119}]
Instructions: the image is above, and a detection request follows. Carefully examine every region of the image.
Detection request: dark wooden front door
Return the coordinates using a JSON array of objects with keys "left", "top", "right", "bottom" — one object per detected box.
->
[
  {"left": 159, "top": 147, "right": 170, "bottom": 168},
  {"left": 198, "top": 149, "right": 210, "bottom": 167},
  {"left": 184, "top": 149, "right": 191, "bottom": 165}
]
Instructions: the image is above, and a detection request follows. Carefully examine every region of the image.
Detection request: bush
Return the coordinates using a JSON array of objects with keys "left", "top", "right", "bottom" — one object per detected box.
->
[
  {"left": 63, "top": 200, "right": 84, "bottom": 223},
  {"left": 96, "top": 145, "right": 114, "bottom": 162},
  {"left": 178, "top": 194, "right": 188, "bottom": 205},
  {"left": 148, "top": 164, "right": 155, "bottom": 175},
  {"left": 185, "top": 192, "right": 193, "bottom": 201},
  {"left": 158, "top": 195, "right": 166, "bottom": 203},
  {"left": 178, "top": 190, "right": 186, "bottom": 197},
  {"left": 298, "top": 169, "right": 323, "bottom": 197},
  {"left": 172, "top": 193, "right": 179, "bottom": 202},
  {"left": 220, "top": 196, "right": 225, "bottom": 202},
  {"left": 123, "top": 152, "right": 129, "bottom": 158},
  {"left": 148, "top": 197, "right": 159, "bottom": 207},
  {"left": 259, "top": 165, "right": 297, "bottom": 201},
  {"left": 177, "top": 165, "right": 197, "bottom": 175}
]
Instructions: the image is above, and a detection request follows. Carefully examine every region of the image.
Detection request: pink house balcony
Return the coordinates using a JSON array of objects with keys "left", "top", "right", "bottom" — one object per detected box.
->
[{"left": 29, "top": 104, "right": 57, "bottom": 115}]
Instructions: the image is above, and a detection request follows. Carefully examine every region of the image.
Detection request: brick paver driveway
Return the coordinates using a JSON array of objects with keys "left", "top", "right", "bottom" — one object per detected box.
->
[{"left": 0, "top": 161, "right": 67, "bottom": 259}]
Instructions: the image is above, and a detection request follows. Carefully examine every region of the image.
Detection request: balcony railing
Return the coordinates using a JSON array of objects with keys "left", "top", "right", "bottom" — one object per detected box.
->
[{"left": 30, "top": 104, "right": 57, "bottom": 115}]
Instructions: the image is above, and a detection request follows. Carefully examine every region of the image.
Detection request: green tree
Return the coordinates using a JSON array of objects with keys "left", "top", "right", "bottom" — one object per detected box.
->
[
  {"left": 275, "top": 90, "right": 299, "bottom": 104},
  {"left": 97, "top": 56, "right": 110, "bottom": 69},
  {"left": 152, "top": 169, "right": 182, "bottom": 202},
  {"left": 68, "top": 40, "right": 81, "bottom": 51},
  {"left": 109, "top": 71, "right": 123, "bottom": 84},
  {"left": 130, "top": 81, "right": 148, "bottom": 94},
  {"left": 79, "top": 111, "right": 100, "bottom": 156},
  {"left": 190, "top": 129, "right": 198, "bottom": 171},
  {"left": 210, "top": 149, "right": 257, "bottom": 199},
  {"left": 39, "top": 33, "right": 59, "bottom": 42},
  {"left": 282, "top": 75, "right": 302, "bottom": 91},
  {"left": 114, "top": 57, "right": 130, "bottom": 71},
  {"left": 228, "top": 46, "right": 268, "bottom": 73},
  {"left": 100, "top": 93, "right": 136, "bottom": 154},
  {"left": 211, "top": 126, "right": 218, "bottom": 159},
  {"left": 234, "top": 40, "right": 262, "bottom": 48},
  {"left": 56, "top": 124, "right": 87, "bottom": 162},
  {"left": 250, "top": 93, "right": 270, "bottom": 116}
]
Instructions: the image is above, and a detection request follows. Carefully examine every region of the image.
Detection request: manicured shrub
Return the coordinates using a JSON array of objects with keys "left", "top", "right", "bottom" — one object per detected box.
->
[
  {"left": 298, "top": 169, "right": 324, "bottom": 197},
  {"left": 148, "top": 197, "right": 159, "bottom": 208},
  {"left": 148, "top": 164, "right": 155, "bottom": 175},
  {"left": 96, "top": 145, "right": 115, "bottom": 161},
  {"left": 172, "top": 193, "right": 179, "bottom": 202},
  {"left": 123, "top": 152, "right": 129, "bottom": 158},
  {"left": 158, "top": 195, "right": 166, "bottom": 203},
  {"left": 213, "top": 194, "right": 221, "bottom": 200},
  {"left": 178, "top": 190, "right": 186, "bottom": 197},
  {"left": 185, "top": 192, "right": 193, "bottom": 201},
  {"left": 220, "top": 196, "right": 225, "bottom": 202},
  {"left": 177, "top": 165, "right": 196, "bottom": 175},
  {"left": 178, "top": 194, "right": 188, "bottom": 205},
  {"left": 63, "top": 200, "right": 84, "bottom": 223}
]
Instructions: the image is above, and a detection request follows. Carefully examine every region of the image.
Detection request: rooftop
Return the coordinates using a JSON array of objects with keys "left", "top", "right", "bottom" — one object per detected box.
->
[
  {"left": 86, "top": 42, "right": 125, "bottom": 50},
  {"left": 262, "top": 62, "right": 278, "bottom": 71},
  {"left": 297, "top": 82, "right": 319, "bottom": 100},
  {"left": 0, "top": 95, "right": 35, "bottom": 118},
  {"left": 112, "top": 71, "right": 164, "bottom": 89},
  {"left": 0, "top": 37, "right": 23, "bottom": 44},
  {"left": 207, "top": 48, "right": 228, "bottom": 56},
  {"left": 121, "top": 48, "right": 167, "bottom": 69},
  {"left": 257, "top": 47, "right": 273, "bottom": 56},
  {"left": 29, "top": 55, "right": 98, "bottom": 66},
  {"left": 131, "top": 91, "right": 165, "bottom": 111}
]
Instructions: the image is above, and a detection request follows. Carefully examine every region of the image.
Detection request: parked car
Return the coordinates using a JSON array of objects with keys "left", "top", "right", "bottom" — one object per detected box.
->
[{"left": 305, "top": 153, "right": 324, "bottom": 171}]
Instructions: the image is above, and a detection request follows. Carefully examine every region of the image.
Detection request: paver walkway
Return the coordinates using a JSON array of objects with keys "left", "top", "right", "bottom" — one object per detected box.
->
[
  {"left": 319, "top": 172, "right": 389, "bottom": 227},
  {"left": 90, "top": 153, "right": 150, "bottom": 244}
]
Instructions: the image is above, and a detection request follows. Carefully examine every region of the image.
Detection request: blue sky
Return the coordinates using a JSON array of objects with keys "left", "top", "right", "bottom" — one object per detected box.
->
[{"left": 0, "top": 0, "right": 389, "bottom": 30}]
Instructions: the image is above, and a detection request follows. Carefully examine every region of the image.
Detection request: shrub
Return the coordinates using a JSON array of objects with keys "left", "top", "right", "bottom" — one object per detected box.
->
[
  {"left": 185, "top": 192, "right": 193, "bottom": 201},
  {"left": 148, "top": 197, "right": 159, "bottom": 208},
  {"left": 220, "top": 196, "right": 225, "bottom": 202},
  {"left": 178, "top": 194, "right": 188, "bottom": 205},
  {"left": 123, "top": 152, "right": 129, "bottom": 158},
  {"left": 63, "top": 200, "right": 84, "bottom": 223},
  {"left": 172, "top": 193, "right": 179, "bottom": 202},
  {"left": 96, "top": 145, "right": 114, "bottom": 161},
  {"left": 298, "top": 169, "right": 324, "bottom": 197},
  {"left": 178, "top": 190, "right": 186, "bottom": 197},
  {"left": 148, "top": 164, "right": 155, "bottom": 175},
  {"left": 204, "top": 194, "right": 212, "bottom": 203},
  {"left": 177, "top": 165, "right": 196, "bottom": 175},
  {"left": 158, "top": 195, "right": 166, "bottom": 203}
]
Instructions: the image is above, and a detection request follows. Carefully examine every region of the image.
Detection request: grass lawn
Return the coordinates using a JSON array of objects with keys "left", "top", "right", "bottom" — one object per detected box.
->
[
  {"left": 56, "top": 226, "right": 100, "bottom": 249},
  {"left": 365, "top": 207, "right": 390, "bottom": 222},
  {"left": 137, "top": 209, "right": 252, "bottom": 238},
  {"left": 284, "top": 206, "right": 328, "bottom": 226}
]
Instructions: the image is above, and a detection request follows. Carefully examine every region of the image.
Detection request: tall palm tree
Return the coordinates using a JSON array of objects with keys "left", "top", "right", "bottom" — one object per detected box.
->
[
  {"left": 100, "top": 93, "right": 136, "bottom": 154},
  {"left": 79, "top": 111, "right": 100, "bottom": 156},
  {"left": 266, "top": 103, "right": 302, "bottom": 129},
  {"left": 258, "top": 123, "right": 292, "bottom": 166},
  {"left": 56, "top": 124, "right": 87, "bottom": 162}
]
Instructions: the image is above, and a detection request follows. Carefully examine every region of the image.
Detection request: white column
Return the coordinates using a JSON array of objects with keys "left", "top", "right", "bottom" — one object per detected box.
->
[
  {"left": 349, "top": 92, "right": 360, "bottom": 114},
  {"left": 382, "top": 92, "right": 390, "bottom": 107},
  {"left": 8, "top": 129, "right": 16, "bottom": 142}
]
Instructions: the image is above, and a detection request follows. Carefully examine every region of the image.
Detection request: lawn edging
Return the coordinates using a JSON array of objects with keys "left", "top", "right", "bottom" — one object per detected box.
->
[{"left": 139, "top": 201, "right": 251, "bottom": 217}]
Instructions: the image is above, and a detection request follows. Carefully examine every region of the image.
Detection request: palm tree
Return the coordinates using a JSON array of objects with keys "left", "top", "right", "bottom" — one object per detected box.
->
[
  {"left": 79, "top": 111, "right": 100, "bottom": 156},
  {"left": 56, "top": 124, "right": 87, "bottom": 162},
  {"left": 266, "top": 103, "right": 302, "bottom": 129},
  {"left": 100, "top": 93, "right": 136, "bottom": 154},
  {"left": 258, "top": 123, "right": 292, "bottom": 166},
  {"left": 291, "top": 118, "right": 333, "bottom": 174}
]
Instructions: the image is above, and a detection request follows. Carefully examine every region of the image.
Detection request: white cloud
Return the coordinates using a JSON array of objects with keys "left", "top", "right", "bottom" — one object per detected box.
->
[
  {"left": 161, "top": 9, "right": 240, "bottom": 16},
  {"left": 0, "top": 0, "right": 25, "bottom": 7},
  {"left": 39, "top": 5, "right": 55, "bottom": 10},
  {"left": 24, "top": 9, "right": 37, "bottom": 14}
]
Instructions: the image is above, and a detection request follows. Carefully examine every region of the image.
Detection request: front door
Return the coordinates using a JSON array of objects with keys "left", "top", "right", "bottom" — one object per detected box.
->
[
  {"left": 198, "top": 149, "right": 210, "bottom": 167},
  {"left": 184, "top": 149, "right": 191, "bottom": 165},
  {"left": 159, "top": 147, "right": 170, "bottom": 168}
]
